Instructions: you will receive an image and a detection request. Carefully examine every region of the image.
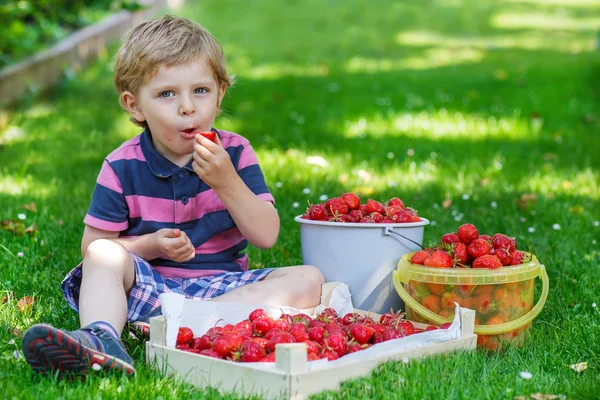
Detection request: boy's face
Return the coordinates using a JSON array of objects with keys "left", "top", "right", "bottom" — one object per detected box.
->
[{"left": 121, "top": 60, "right": 226, "bottom": 165}]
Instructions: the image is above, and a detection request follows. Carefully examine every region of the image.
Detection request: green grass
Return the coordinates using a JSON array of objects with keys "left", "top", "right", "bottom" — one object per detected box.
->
[{"left": 1, "top": 0, "right": 600, "bottom": 398}]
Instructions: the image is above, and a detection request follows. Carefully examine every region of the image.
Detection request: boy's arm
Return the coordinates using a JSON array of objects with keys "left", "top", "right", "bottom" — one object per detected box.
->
[
  {"left": 81, "top": 225, "right": 159, "bottom": 260},
  {"left": 213, "top": 175, "right": 280, "bottom": 249}
]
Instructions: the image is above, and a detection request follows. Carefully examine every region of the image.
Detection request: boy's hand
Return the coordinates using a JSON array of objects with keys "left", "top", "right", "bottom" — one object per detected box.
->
[
  {"left": 153, "top": 228, "right": 195, "bottom": 263},
  {"left": 192, "top": 133, "right": 236, "bottom": 189}
]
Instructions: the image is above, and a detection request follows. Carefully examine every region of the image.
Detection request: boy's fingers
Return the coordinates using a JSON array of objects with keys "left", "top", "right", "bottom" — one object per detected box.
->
[{"left": 164, "top": 228, "right": 180, "bottom": 238}]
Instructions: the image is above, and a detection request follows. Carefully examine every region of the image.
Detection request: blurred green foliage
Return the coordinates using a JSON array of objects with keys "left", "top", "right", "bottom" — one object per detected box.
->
[{"left": 0, "top": 0, "right": 141, "bottom": 69}]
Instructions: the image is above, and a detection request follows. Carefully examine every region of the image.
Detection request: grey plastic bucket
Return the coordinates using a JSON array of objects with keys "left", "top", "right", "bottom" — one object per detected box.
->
[{"left": 294, "top": 216, "right": 429, "bottom": 314}]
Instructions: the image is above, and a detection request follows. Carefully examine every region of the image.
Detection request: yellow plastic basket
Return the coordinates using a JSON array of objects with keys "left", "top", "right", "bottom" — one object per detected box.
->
[{"left": 393, "top": 252, "right": 549, "bottom": 349}]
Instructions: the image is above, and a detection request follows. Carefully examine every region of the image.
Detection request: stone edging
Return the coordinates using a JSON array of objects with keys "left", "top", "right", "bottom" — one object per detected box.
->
[{"left": 0, "top": 0, "right": 172, "bottom": 107}]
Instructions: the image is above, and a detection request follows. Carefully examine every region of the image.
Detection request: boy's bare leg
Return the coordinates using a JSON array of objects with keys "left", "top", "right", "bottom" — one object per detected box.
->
[
  {"left": 211, "top": 265, "right": 325, "bottom": 309},
  {"left": 78, "top": 239, "right": 136, "bottom": 335}
]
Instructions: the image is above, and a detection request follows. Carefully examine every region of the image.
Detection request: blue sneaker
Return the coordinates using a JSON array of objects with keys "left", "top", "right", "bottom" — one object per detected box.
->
[{"left": 22, "top": 323, "right": 135, "bottom": 376}]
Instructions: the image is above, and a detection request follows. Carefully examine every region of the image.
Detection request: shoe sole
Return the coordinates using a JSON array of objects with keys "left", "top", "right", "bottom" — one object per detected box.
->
[
  {"left": 129, "top": 322, "right": 150, "bottom": 338},
  {"left": 22, "top": 324, "right": 135, "bottom": 376}
]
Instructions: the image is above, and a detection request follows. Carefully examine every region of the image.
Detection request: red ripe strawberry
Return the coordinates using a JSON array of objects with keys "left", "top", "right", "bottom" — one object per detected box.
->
[
  {"left": 323, "top": 333, "right": 347, "bottom": 356},
  {"left": 303, "top": 340, "right": 321, "bottom": 355},
  {"left": 382, "top": 217, "right": 395, "bottom": 223},
  {"left": 222, "top": 324, "right": 234, "bottom": 333},
  {"left": 359, "top": 215, "right": 375, "bottom": 223},
  {"left": 252, "top": 337, "right": 269, "bottom": 351},
  {"left": 206, "top": 326, "right": 224, "bottom": 336},
  {"left": 387, "top": 197, "right": 405, "bottom": 209},
  {"left": 264, "top": 328, "right": 282, "bottom": 340},
  {"left": 308, "top": 318, "right": 326, "bottom": 329},
  {"left": 320, "top": 349, "right": 340, "bottom": 360},
  {"left": 319, "top": 307, "right": 339, "bottom": 320},
  {"left": 441, "top": 233, "right": 461, "bottom": 245},
  {"left": 325, "top": 321, "right": 344, "bottom": 336},
  {"left": 234, "top": 320, "right": 252, "bottom": 332},
  {"left": 249, "top": 308, "right": 269, "bottom": 322},
  {"left": 290, "top": 323, "right": 309, "bottom": 342},
  {"left": 468, "top": 238, "right": 492, "bottom": 258},
  {"left": 440, "top": 322, "right": 452, "bottom": 329},
  {"left": 423, "top": 250, "right": 454, "bottom": 268},
  {"left": 307, "top": 352, "right": 320, "bottom": 361},
  {"left": 472, "top": 254, "right": 503, "bottom": 269},
  {"left": 383, "top": 327, "right": 402, "bottom": 341},
  {"left": 308, "top": 326, "right": 326, "bottom": 342},
  {"left": 364, "top": 199, "right": 385, "bottom": 214},
  {"left": 325, "top": 197, "right": 349, "bottom": 216},
  {"left": 267, "top": 332, "right": 296, "bottom": 353},
  {"left": 386, "top": 205, "right": 404, "bottom": 218},
  {"left": 370, "top": 212, "right": 384, "bottom": 223},
  {"left": 392, "top": 210, "right": 413, "bottom": 223},
  {"left": 372, "top": 331, "right": 385, "bottom": 344},
  {"left": 349, "top": 323, "right": 374, "bottom": 344},
  {"left": 176, "top": 343, "right": 190, "bottom": 351},
  {"left": 451, "top": 242, "right": 470, "bottom": 265},
  {"left": 259, "top": 352, "right": 276, "bottom": 362},
  {"left": 199, "top": 349, "right": 222, "bottom": 359},
  {"left": 457, "top": 223, "right": 479, "bottom": 244},
  {"left": 493, "top": 248, "right": 511, "bottom": 266},
  {"left": 492, "top": 233, "right": 517, "bottom": 252},
  {"left": 509, "top": 250, "right": 529, "bottom": 265},
  {"left": 176, "top": 327, "right": 194, "bottom": 345},
  {"left": 347, "top": 342, "right": 370, "bottom": 353},
  {"left": 358, "top": 204, "right": 368, "bottom": 214},
  {"left": 410, "top": 250, "right": 431, "bottom": 265},
  {"left": 395, "top": 320, "right": 415, "bottom": 337},
  {"left": 252, "top": 317, "right": 274, "bottom": 337},
  {"left": 239, "top": 340, "right": 267, "bottom": 362},
  {"left": 479, "top": 234, "right": 491, "bottom": 242},
  {"left": 346, "top": 209, "right": 363, "bottom": 223},
  {"left": 199, "top": 130, "right": 217, "bottom": 142},
  {"left": 342, "top": 193, "right": 361, "bottom": 210},
  {"left": 425, "top": 325, "right": 438, "bottom": 331},
  {"left": 341, "top": 312, "right": 360, "bottom": 325},
  {"left": 379, "top": 309, "right": 403, "bottom": 325},
  {"left": 306, "top": 203, "right": 327, "bottom": 220},
  {"left": 212, "top": 333, "right": 244, "bottom": 358},
  {"left": 273, "top": 318, "right": 290, "bottom": 332},
  {"left": 190, "top": 336, "right": 207, "bottom": 350}
]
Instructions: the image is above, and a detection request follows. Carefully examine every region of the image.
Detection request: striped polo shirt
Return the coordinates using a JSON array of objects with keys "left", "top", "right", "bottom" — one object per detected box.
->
[{"left": 84, "top": 128, "right": 274, "bottom": 279}]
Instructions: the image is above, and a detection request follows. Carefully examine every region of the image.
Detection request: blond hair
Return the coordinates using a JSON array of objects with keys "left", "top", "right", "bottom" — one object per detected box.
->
[{"left": 114, "top": 15, "right": 234, "bottom": 127}]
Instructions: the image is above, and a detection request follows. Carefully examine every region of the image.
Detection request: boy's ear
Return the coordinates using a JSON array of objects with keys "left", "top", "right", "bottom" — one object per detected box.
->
[
  {"left": 121, "top": 91, "right": 146, "bottom": 123},
  {"left": 217, "top": 82, "right": 227, "bottom": 107}
]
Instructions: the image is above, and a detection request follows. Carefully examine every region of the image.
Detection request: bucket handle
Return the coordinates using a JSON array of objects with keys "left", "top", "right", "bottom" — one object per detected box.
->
[
  {"left": 384, "top": 226, "right": 425, "bottom": 249},
  {"left": 393, "top": 264, "right": 549, "bottom": 336}
]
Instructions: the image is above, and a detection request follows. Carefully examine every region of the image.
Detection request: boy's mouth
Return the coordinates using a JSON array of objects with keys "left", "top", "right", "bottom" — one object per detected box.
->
[{"left": 180, "top": 128, "right": 197, "bottom": 139}]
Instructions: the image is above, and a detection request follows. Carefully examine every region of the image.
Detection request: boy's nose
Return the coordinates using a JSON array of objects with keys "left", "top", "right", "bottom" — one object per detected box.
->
[{"left": 178, "top": 97, "right": 196, "bottom": 116}]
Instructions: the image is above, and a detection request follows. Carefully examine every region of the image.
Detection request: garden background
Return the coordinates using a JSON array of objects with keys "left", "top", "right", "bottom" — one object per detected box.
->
[{"left": 1, "top": 0, "right": 599, "bottom": 399}]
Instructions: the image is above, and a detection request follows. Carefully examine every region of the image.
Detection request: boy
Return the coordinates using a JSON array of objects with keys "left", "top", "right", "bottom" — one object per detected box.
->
[{"left": 22, "top": 15, "right": 325, "bottom": 376}]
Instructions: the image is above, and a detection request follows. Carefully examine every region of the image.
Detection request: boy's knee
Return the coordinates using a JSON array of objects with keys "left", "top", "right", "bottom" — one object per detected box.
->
[
  {"left": 83, "top": 239, "right": 131, "bottom": 271},
  {"left": 300, "top": 265, "right": 326, "bottom": 288}
]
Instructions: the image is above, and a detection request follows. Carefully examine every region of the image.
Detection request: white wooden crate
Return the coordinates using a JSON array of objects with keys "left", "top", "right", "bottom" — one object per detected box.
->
[{"left": 146, "top": 307, "right": 476, "bottom": 399}]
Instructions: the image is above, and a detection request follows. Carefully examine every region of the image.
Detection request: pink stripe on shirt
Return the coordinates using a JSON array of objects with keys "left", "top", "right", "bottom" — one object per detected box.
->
[
  {"left": 125, "top": 191, "right": 228, "bottom": 223},
  {"left": 106, "top": 136, "right": 145, "bottom": 162},
  {"left": 84, "top": 214, "right": 128, "bottom": 231},
  {"left": 195, "top": 228, "right": 244, "bottom": 254},
  {"left": 97, "top": 162, "right": 123, "bottom": 193}
]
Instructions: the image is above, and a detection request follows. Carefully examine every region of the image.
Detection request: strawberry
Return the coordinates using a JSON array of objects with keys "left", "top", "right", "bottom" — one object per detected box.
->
[
  {"left": 425, "top": 325, "right": 438, "bottom": 331},
  {"left": 440, "top": 322, "right": 452, "bottom": 329},
  {"left": 264, "top": 328, "right": 282, "bottom": 340},
  {"left": 252, "top": 317, "right": 274, "bottom": 337},
  {"left": 479, "top": 234, "right": 491, "bottom": 242},
  {"left": 382, "top": 217, "right": 396, "bottom": 223},
  {"left": 323, "top": 333, "right": 347, "bottom": 356},
  {"left": 342, "top": 193, "right": 361, "bottom": 210},
  {"left": 423, "top": 249, "right": 454, "bottom": 268},
  {"left": 191, "top": 336, "right": 211, "bottom": 350},
  {"left": 319, "top": 349, "right": 340, "bottom": 360},
  {"left": 249, "top": 308, "right": 269, "bottom": 322},
  {"left": 212, "top": 333, "right": 244, "bottom": 358},
  {"left": 394, "top": 320, "right": 415, "bottom": 337},
  {"left": 306, "top": 203, "right": 327, "bottom": 220},
  {"left": 451, "top": 242, "right": 470, "bottom": 265},
  {"left": 176, "top": 327, "right": 194, "bottom": 345},
  {"left": 199, "top": 131, "right": 216, "bottom": 142},
  {"left": 325, "top": 197, "right": 349, "bottom": 216},
  {"left": 176, "top": 343, "right": 190, "bottom": 351},
  {"left": 347, "top": 342, "right": 369, "bottom": 353},
  {"left": 364, "top": 199, "right": 386, "bottom": 215},
  {"left": 491, "top": 233, "right": 517, "bottom": 252},
  {"left": 370, "top": 212, "right": 384, "bottom": 223},
  {"left": 386, "top": 205, "right": 404, "bottom": 218},
  {"left": 252, "top": 337, "right": 269, "bottom": 351},
  {"left": 346, "top": 209, "right": 363, "bottom": 223},
  {"left": 509, "top": 250, "right": 529, "bottom": 266},
  {"left": 422, "top": 294, "right": 441, "bottom": 313},
  {"left": 238, "top": 340, "right": 267, "bottom": 362},
  {"left": 234, "top": 320, "right": 252, "bottom": 332},
  {"left": 341, "top": 312, "right": 360, "bottom": 325},
  {"left": 273, "top": 318, "right": 291, "bottom": 332},
  {"left": 348, "top": 323, "right": 374, "bottom": 344},
  {"left": 468, "top": 238, "right": 492, "bottom": 258},
  {"left": 290, "top": 323, "right": 309, "bottom": 342},
  {"left": 391, "top": 210, "right": 413, "bottom": 223},
  {"left": 379, "top": 309, "right": 404, "bottom": 325},
  {"left": 307, "top": 352, "right": 320, "bottom": 361},
  {"left": 493, "top": 248, "right": 511, "bottom": 266},
  {"left": 308, "top": 318, "right": 326, "bottom": 330},
  {"left": 358, "top": 204, "right": 368, "bottom": 214},
  {"left": 259, "top": 352, "right": 276, "bottom": 362},
  {"left": 359, "top": 215, "right": 375, "bottom": 223},
  {"left": 441, "top": 233, "right": 461, "bottom": 245},
  {"left": 473, "top": 254, "right": 502, "bottom": 269},
  {"left": 457, "top": 223, "right": 479, "bottom": 244},
  {"left": 387, "top": 197, "right": 405, "bottom": 209},
  {"left": 308, "top": 326, "right": 326, "bottom": 342},
  {"left": 267, "top": 332, "right": 296, "bottom": 353},
  {"left": 383, "top": 327, "right": 402, "bottom": 341},
  {"left": 303, "top": 340, "right": 321, "bottom": 355},
  {"left": 199, "top": 349, "right": 222, "bottom": 359},
  {"left": 473, "top": 293, "right": 495, "bottom": 316},
  {"left": 410, "top": 250, "right": 431, "bottom": 265}
]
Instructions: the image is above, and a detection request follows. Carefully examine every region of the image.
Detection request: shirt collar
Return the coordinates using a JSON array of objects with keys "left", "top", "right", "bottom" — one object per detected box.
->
[{"left": 140, "top": 128, "right": 219, "bottom": 178}]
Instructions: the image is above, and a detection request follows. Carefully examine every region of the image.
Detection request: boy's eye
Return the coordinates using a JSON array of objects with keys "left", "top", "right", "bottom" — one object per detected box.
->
[
  {"left": 159, "top": 91, "right": 174, "bottom": 98},
  {"left": 194, "top": 88, "right": 208, "bottom": 94}
]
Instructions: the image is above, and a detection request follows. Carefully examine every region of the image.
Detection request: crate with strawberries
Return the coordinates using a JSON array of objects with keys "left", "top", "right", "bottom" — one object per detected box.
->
[
  {"left": 173, "top": 306, "right": 451, "bottom": 362},
  {"left": 394, "top": 223, "right": 549, "bottom": 351},
  {"left": 300, "top": 193, "right": 422, "bottom": 223}
]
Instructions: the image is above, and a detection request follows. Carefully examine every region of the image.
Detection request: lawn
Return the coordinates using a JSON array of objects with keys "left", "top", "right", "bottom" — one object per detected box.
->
[{"left": 1, "top": 0, "right": 600, "bottom": 398}]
